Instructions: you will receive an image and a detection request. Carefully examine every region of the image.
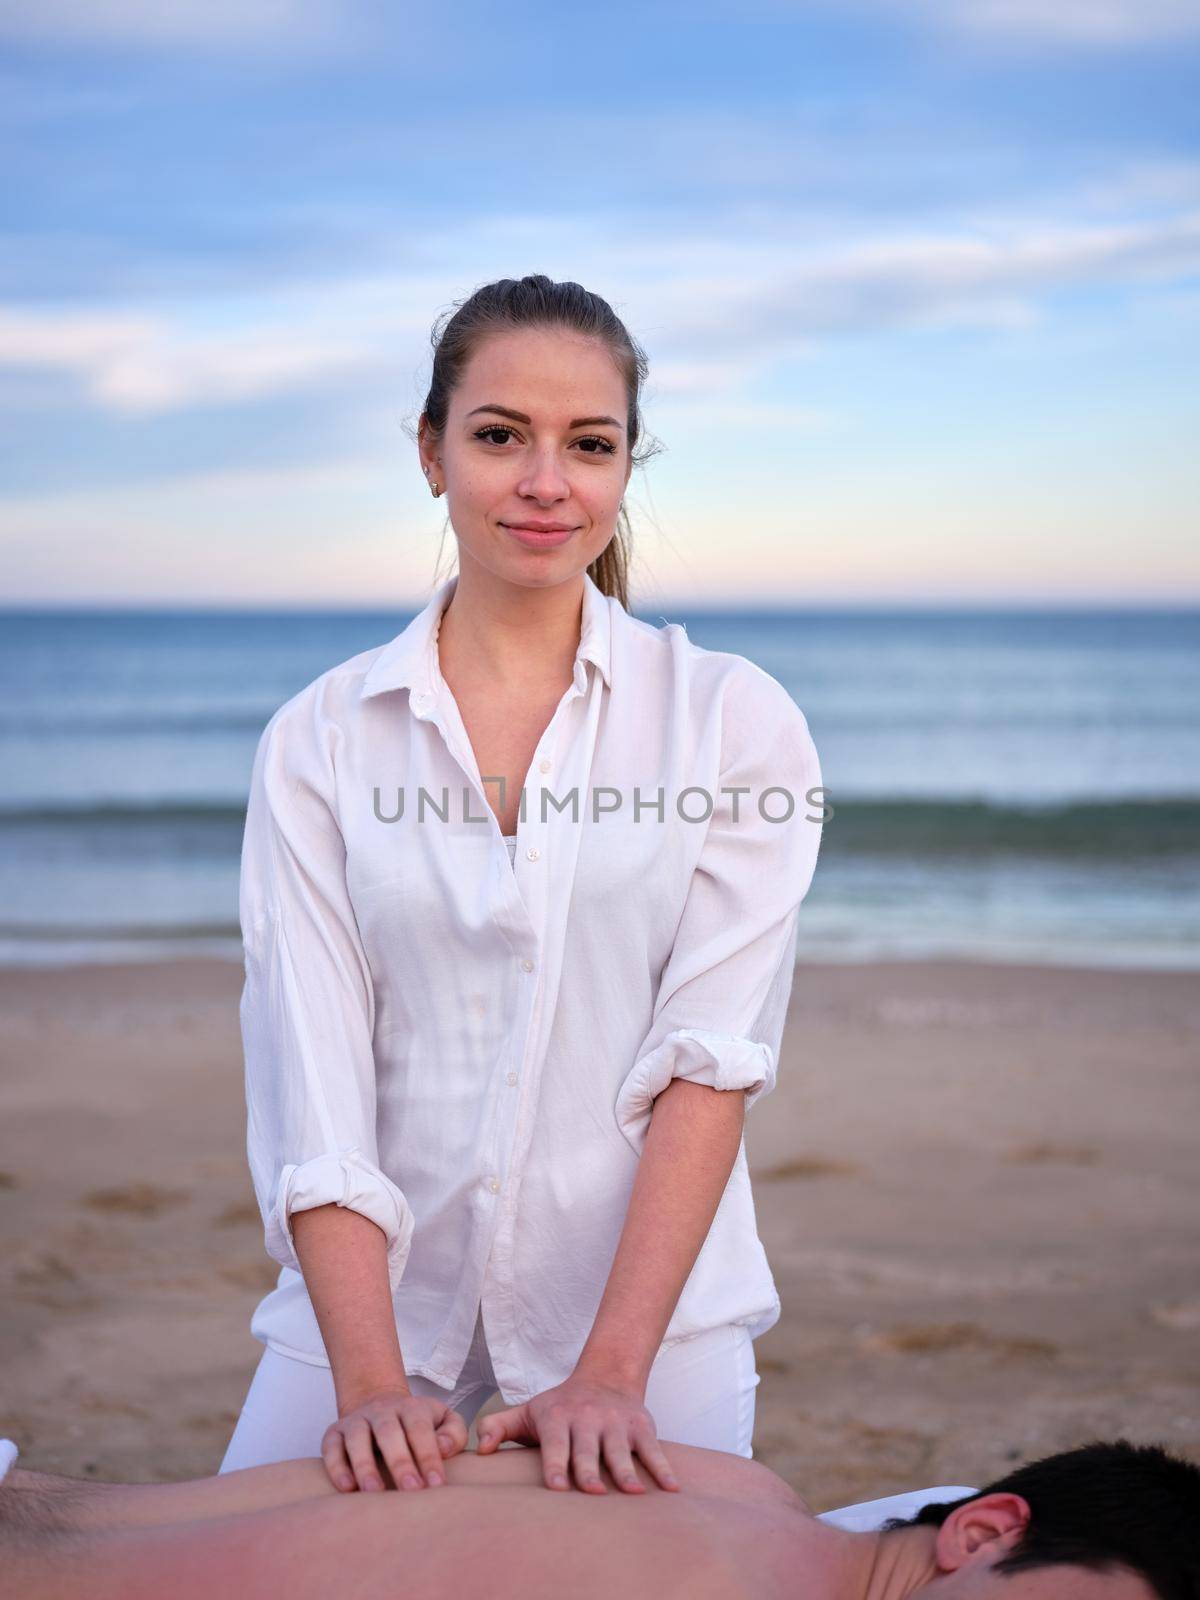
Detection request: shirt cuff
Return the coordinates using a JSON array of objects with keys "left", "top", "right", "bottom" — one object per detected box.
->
[
  {"left": 613, "top": 1026, "right": 776, "bottom": 1153},
  {"left": 264, "top": 1148, "right": 416, "bottom": 1293}
]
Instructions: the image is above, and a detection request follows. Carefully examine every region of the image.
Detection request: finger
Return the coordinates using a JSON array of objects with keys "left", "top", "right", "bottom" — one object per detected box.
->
[
  {"left": 342, "top": 1419, "right": 385, "bottom": 1494},
  {"left": 633, "top": 1427, "right": 680, "bottom": 1492},
  {"left": 320, "top": 1426, "right": 357, "bottom": 1493},
  {"left": 602, "top": 1428, "right": 646, "bottom": 1495},
  {"left": 435, "top": 1408, "right": 469, "bottom": 1458},
  {"left": 371, "top": 1414, "right": 423, "bottom": 1492},
  {"left": 476, "top": 1405, "right": 529, "bottom": 1453},
  {"left": 571, "top": 1425, "right": 606, "bottom": 1495},
  {"left": 540, "top": 1416, "right": 573, "bottom": 1491},
  {"left": 400, "top": 1410, "right": 446, "bottom": 1487}
]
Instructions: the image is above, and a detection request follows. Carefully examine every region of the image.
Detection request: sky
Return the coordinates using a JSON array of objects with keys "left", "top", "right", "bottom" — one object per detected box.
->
[{"left": 2, "top": 0, "right": 1198, "bottom": 608}]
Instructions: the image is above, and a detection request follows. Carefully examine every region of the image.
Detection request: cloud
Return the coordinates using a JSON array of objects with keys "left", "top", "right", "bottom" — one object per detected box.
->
[
  {"left": 0, "top": 299, "right": 404, "bottom": 413},
  {"left": 614, "top": 204, "right": 1200, "bottom": 361},
  {"left": 0, "top": 0, "right": 346, "bottom": 48},
  {"left": 633, "top": 208, "right": 1200, "bottom": 359},
  {"left": 676, "top": 0, "right": 1200, "bottom": 47},
  {"left": 862, "top": 0, "right": 1200, "bottom": 45},
  {"left": 948, "top": 0, "right": 1200, "bottom": 44},
  {"left": 1075, "top": 161, "right": 1200, "bottom": 214},
  {"left": 1, "top": 201, "right": 1198, "bottom": 418}
]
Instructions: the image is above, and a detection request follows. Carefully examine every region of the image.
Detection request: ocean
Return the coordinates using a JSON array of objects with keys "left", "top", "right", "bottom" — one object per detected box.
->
[{"left": 1, "top": 604, "right": 1197, "bottom": 970}]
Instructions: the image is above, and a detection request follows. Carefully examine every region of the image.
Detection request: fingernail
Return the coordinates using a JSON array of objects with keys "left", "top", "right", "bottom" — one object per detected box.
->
[
  {"left": 550, "top": 1473, "right": 568, "bottom": 1489},
  {"left": 365, "top": 1477, "right": 382, "bottom": 1492},
  {"left": 427, "top": 1472, "right": 443, "bottom": 1487},
  {"left": 337, "top": 1475, "right": 354, "bottom": 1491},
  {"left": 402, "top": 1474, "right": 421, "bottom": 1490}
]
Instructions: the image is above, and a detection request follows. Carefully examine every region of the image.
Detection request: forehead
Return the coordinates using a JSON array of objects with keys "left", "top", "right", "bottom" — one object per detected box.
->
[{"left": 454, "top": 327, "right": 625, "bottom": 416}]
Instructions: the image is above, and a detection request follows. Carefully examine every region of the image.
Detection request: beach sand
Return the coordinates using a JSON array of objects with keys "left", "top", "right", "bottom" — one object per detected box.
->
[{"left": 0, "top": 956, "right": 1196, "bottom": 1512}]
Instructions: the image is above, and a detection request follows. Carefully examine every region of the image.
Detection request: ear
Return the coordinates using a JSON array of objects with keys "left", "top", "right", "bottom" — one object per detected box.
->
[{"left": 934, "top": 1492, "right": 1031, "bottom": 1573}]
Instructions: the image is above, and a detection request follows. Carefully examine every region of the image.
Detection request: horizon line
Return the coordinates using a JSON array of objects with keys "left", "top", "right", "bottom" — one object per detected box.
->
[{"left": 2, "top": 597, "right": 1199, "bottom": 616}]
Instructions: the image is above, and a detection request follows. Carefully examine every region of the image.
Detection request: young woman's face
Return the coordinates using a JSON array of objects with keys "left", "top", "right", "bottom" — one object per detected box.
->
[{"left": 421, "top": 326, "right": 633, "bottom": 589}]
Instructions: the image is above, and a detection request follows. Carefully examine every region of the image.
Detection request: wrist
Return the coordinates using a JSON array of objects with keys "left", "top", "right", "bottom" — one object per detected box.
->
[
  {"left": 335, "top": 1367, "right": 411, "bottom": 1412},
  {"left": 573, "top": 1344, "right": 651, "bottom": 1395}
]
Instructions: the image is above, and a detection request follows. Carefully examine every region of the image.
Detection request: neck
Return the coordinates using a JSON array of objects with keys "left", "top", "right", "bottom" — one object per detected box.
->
[
  {"left": 861, "top": 1526, "right": 940, "bottom": 1600},
  {"left": 438, "top": 559, "right": 587, "bottom": 691},
  {"left": 819, "top": 1524, "right": 939, "bottom": 1600}
]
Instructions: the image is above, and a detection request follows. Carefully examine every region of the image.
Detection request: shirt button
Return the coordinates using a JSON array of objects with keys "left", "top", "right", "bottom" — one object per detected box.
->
[
  {"left": 506, "top": 1072, "right": 518, "bottom": 1086},
  {"left": 487, "top": 1177, "right": 500, "bottom": 1194},
  {"left": 525, "top": 847, "right": 540, "bottom": 862},
  {"left": 520, "top": 958, "right": 535, "bottom": 973},
  {"left": 538, "top": 759, "right": 551, "bottom": 773}
]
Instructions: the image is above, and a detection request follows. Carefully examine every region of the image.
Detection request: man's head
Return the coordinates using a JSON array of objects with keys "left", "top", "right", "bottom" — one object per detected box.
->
[{"left": 887, "top": 1440, "right": 1199, "bottom": 1600}]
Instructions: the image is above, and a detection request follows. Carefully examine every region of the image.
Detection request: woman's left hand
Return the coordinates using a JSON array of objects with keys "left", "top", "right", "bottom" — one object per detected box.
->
[{"left": 474, "top": 1372, "right": 680, "bottom": 1495}]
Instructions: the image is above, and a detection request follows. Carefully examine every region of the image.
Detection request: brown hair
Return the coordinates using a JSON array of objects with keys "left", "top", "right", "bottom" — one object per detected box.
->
[{"left": 414, "top": 274, "right": 663, "bottom": 610}]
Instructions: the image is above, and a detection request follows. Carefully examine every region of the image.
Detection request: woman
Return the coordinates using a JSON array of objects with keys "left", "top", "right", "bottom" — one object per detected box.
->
[{"left": 219, "top": 274, "right": 824, "bottom": 1501}]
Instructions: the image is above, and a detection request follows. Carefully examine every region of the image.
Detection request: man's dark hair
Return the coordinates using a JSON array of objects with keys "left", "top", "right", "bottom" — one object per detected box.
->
[{"left": 881, "top": 1439, "right": 1199, "bottom": 1600}]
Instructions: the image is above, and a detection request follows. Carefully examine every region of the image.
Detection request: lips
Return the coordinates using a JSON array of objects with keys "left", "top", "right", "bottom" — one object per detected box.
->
[{"left": 502, "top": 523, "right": 578, "bottom": 550}]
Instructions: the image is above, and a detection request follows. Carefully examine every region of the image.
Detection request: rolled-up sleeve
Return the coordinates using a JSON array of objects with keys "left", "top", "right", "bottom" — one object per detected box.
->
[
  {"left": 614, "top": 667, "right": 823, "bottom": 1154},
  {"left": 239, "top": 699, "right": 416, "bottom": 1291}
]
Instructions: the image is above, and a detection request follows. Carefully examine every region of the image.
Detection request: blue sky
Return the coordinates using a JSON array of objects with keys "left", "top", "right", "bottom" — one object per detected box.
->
[{"left": 2, "top": 0, "right": 1198, "bottom": 606}]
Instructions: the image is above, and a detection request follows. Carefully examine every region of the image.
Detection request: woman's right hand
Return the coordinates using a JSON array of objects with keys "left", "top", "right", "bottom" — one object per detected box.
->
[{"left": 322, "top": 1388, "right": 469, "bottom": 1493}]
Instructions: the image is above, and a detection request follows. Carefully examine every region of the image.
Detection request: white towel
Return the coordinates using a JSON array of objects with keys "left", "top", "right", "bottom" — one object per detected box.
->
[{"left": 817, "top": 1484, "right": 979, "bottom": 1531}]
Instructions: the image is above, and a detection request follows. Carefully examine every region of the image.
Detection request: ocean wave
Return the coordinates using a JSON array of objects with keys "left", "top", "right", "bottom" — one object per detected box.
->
[
  {"left": 820, "top": 797, "right": 1200, "bottom": 857},
  {"left": 0, "top": 920, "right": 242, "bottom": 941},
  {"left": 0, "top": 795, "right": 1196, "bottom": 858}
]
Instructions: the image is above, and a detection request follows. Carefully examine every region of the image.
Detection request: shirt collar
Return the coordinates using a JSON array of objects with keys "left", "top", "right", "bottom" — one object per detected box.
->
[{"left": 360, "top": 569, "right": 614, "bottom": 703}]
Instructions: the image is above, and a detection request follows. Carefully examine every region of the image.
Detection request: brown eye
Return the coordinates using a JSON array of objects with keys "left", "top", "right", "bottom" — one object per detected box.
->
[{"left": 471, "top": 425, "right": 617, "bottom": 456}]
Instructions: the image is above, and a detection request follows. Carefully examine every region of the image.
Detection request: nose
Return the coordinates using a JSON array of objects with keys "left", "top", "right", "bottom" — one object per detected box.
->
[{"left": 516, "top": 445, "right": 572, "bottom": 504}]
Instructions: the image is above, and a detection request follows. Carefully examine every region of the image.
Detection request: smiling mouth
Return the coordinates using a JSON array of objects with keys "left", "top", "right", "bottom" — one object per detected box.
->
[
  {"left": 501, "top": 523, "right": 580, "bottom": 547},
  {"left": 501, "top": 523, "right": 579, "bottom": 533}
]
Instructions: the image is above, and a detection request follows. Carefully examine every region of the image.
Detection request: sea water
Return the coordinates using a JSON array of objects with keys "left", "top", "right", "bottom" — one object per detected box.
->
[{"left": 1, "top": 604, "right": 1196, "bottom": 970}]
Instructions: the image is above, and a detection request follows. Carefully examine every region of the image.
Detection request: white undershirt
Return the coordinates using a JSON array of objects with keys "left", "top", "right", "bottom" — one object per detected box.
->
[{"left": 503, "top": 832, "right": 517, "bottom": 864}]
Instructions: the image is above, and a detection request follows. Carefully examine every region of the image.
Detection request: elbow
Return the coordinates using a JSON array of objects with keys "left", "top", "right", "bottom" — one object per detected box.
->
[
  {"left": 656, "top": 1073, "right": 750, "bottom": 1126},
  {"left": 654, "top": 1076, "right": 751, "bottom": 1154},
  {"left": 264, "top": 1149, "right": 416, "bottom": 1293}
]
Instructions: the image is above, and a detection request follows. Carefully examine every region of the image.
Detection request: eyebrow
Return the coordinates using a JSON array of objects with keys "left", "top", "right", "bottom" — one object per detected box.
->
[{"left": 466, "top": 404, "right": 622, "bottom": 430}]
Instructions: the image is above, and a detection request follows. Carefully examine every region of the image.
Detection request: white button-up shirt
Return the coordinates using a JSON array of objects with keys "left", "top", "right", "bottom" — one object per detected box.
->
[{"left": 237, "top": 571, "right": 824, "bottom": 1403}]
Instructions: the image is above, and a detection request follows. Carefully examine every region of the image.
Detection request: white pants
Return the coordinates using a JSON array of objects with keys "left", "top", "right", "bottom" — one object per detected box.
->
[{"left": 220, "top": 1308, "right": 760, "bottom": 1473}]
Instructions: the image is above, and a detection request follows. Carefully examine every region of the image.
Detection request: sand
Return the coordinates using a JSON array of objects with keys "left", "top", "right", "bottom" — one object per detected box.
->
[{"left": 0, "top": 956, "right": 1197, "bottom": 1512}]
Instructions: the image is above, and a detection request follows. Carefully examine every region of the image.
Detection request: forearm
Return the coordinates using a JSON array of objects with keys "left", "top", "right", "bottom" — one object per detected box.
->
[
  {"left": 576, "top": 1078, "right": 747, "bottom": 1392},
  {"left": 290, "top": 1203, "right": 408, "bottom": 1409}
]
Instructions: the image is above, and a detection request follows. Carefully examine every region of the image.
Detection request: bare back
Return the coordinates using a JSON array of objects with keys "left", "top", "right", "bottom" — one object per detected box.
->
[{"left": 2, "top": 1442, "right": 840, "bottom": 1600}]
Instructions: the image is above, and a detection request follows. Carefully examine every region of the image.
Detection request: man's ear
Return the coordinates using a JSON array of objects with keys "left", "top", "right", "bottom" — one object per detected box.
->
[{"left": 934, "top": 1492, "right": 1031, "bottom": 1572}]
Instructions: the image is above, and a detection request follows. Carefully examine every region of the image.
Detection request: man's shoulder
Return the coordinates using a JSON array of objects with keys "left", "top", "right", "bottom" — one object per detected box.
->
[{"left": 662, "top": 1441, "right": 811, "bottom": 1514}]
